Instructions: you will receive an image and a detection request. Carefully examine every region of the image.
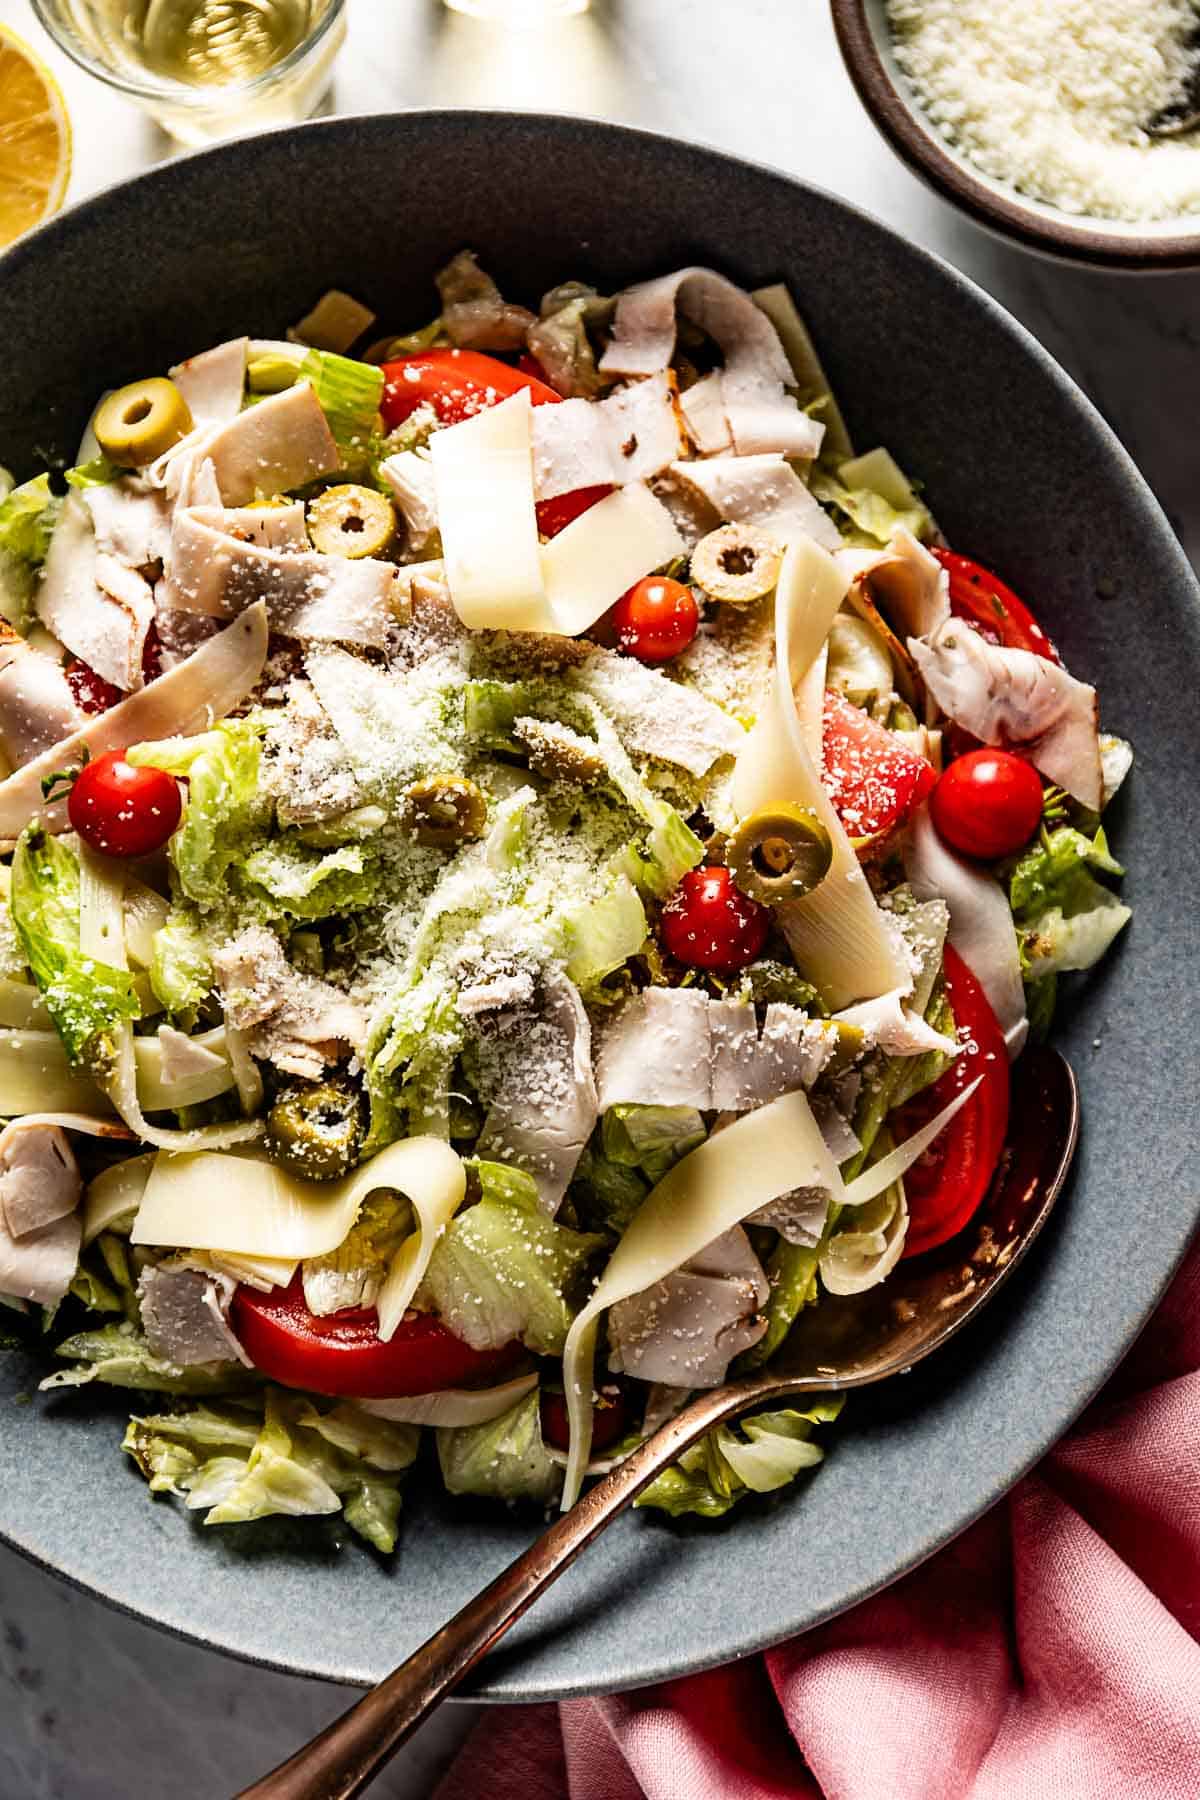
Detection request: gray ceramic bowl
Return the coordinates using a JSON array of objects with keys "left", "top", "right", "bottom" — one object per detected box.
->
[
  {"left": 831, "top": 0, "right": 1200, "bottom": 270},
  {"left": 1, "top": 112, "right": 1198, "bottom": 1699}
]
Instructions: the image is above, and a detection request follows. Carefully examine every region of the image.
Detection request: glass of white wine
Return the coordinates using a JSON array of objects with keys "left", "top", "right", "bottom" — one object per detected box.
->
[{"left": 31, "top": 0, "right": 347, "bottom": 146}]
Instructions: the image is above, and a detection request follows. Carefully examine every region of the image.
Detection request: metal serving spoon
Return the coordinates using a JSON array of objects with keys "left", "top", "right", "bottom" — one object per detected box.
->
[{"left": 238, "top": 1045, "right": 1078, "bottom": 1800}]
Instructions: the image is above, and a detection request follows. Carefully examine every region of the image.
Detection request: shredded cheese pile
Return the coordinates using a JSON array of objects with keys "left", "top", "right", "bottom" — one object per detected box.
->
[{"left": 888, "top": 0, "right": 1200, "bottom": 221}]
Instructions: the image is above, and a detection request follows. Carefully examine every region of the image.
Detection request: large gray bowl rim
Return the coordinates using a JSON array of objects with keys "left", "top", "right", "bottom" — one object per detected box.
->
[{"left": 0, "top": 111, "right": 1197, "bottom": 1701}]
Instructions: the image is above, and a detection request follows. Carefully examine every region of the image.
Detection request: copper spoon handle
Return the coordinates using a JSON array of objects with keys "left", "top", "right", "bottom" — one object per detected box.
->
[{"left": 235, "top": 1382, "right": 775, "bottom": 1800}]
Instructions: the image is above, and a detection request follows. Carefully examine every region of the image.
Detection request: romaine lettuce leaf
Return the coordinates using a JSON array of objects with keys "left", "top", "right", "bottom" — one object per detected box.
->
[
  {"left": 300, "top": 349, "right": 384, "bottom": 476},
  {"left": 601, "top": 1103, "right": 706, "bottom": 1187},
  {"left": 241, "top": 839, "right": 378, "bottom": 921},
  {"left": 569, "top": 1143, "right": 648, "bottom": 1237},
  {"left": 419, "top": 1166, "right": 604, "bottom": 1355},
  {"left": 809, "top": 466, "right": 930, "bottom": 548},
  {"left": 635, "top": 1399, "right": 844, "bottom": 1518},
  {"left": 437, "top": 1388, "right": 560, "bottom": 1504},
  {"left": 65, "top": 457, "right": 120, "bottom": 490},
  {"left": 563, "top": 874, "right": 646, "bottom": 989},
  {"left": 150, "top": 911, "right": 213, "bottom": 1014},
  {"left": 9, "top": 826, "right": 141, "bottom": 1065}
]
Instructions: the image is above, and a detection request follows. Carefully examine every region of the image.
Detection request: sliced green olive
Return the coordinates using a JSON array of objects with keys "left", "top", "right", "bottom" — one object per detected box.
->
[
  {"left": 307, "top": 484, "right": 396, "bottom": 559},
  {"left": 93, "top": 378, "right": 193, "bottom": 467},
  {"left": 264, "top": 1076, "right": 364, "bottom": 1182},
  {"left": 402, "top": 775, "right": 487, "bottom": 847},
  {"left": 691, "top": 524, "right": 782, "bottom": 605},
  {"left": 726, "top": 804, "right": 834, "bottom": 904}
]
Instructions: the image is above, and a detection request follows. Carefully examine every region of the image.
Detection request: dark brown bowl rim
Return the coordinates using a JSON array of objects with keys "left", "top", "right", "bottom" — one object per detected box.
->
[{"left": 829, "top": 0, "right": 1200, "bottom": 271}]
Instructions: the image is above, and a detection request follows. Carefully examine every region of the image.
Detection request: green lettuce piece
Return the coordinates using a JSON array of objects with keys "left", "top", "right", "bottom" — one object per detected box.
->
[
  {"left": 570, "top": 1143, "right": 648, "bottom": 1237},
  {"left": 65, "top": 457, "right": 120, "bottom": 490},
  {"left": 601, "top": 1103, "right": 706, "bottom": 1187},
  {"left": 43, "top": 1325, "right": 252, "bottom": 1395},
  {"left": 419, "top": 1169, "right": 604, "bottom": 1355},
  {"left": 9, "top": 826, "right": 141, "bottom": 1065},
  {"left": 301, "top": 1190, "right": 412, "bottom": 1316},
  {"left": 241, "top": 839, "right": 378, "bottom": 921},
  {"left": 123, "top": 1391, "right": 415, "bottom": 1552},
  {"left": 300, "top": 349, "right": 384, "bottom": 475},
  {"left": 563, "top": 874, "right": 646, "bottom": 989},
  {"left": 0, "top": 472, "right": 59, "bottom": 566},
  {"left": 150, "top": 912, "right": 213, "bottom": 1013},
  {"left": 437, "top": 1389, "right": 560, "bottom": 1504},
  {"left": 741, "top": 958, "right": 826, "bottom": 1014},
  {"left": 129, "top": 720, "right": 267, "bottom": 910},
  {"left": 635, "top": 1399, "right": 844, "bottom": 1519},
  {"left": 1009, "top": 826, "right": 1130, "bottom": 978},
  {"left": 809, "top": 464, "right": 930, "bottom": 548}
]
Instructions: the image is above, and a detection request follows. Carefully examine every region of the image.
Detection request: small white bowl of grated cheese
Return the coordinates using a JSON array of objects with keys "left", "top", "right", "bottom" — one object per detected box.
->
[{"left": 831, "top": 0, "right": 1200, "bottom": 269}]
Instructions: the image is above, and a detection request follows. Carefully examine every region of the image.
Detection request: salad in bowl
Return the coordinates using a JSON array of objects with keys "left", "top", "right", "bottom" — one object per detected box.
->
[{"left": 0, "top": 255, "right": 1131, "bottom": 1549}]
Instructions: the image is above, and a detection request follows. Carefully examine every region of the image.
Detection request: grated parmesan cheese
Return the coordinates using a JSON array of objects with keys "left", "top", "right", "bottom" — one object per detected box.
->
[{"left": 888, "top": 0, "right": 1200, "bottom": 221}]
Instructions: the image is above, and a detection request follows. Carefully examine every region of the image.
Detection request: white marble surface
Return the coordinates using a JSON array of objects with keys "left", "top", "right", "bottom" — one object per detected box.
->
[{"left": 1, "top": 1, "right": 1197, "bottom": 1795}]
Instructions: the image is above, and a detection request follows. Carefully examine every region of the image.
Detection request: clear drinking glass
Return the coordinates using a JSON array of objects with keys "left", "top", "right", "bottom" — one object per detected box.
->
[
  {"left": 31, "top": 0, "right": 347, "bottom": 146},
  {"left": 443, "top": 1, "right": 589, "bottom": 19}
]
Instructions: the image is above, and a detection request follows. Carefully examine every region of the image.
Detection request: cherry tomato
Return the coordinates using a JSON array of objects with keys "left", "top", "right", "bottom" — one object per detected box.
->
[
  {"left": 895, "top": 944, "right": 1010, "bottom": 1260},
  {"left": 822, "top": 689, "right": 937, "bottom": 842},
  {"left": 660, "top": 865, "right": 769, "bottom": 972},
  {"left": 540, "top": 1383, "right": 628, "bottom": 1454},
  {"left": 932, "top": 548, "right": 1061, "bottom": 664},
  {"left": 67, "top": 748, "right": 181, "bottom": 858},
  {"left": 609, "top": 575, "right": 699, "bottom": 665},
  {"left": 65, "top": 659, "right": 122, "bottom": 715},
  {"left": 231, "top": 1277, "right": 524, "bottom": 1398},
  {"left": 380, "top": 347, "right": 610, "bottom": 539},
  {"left": 930, "top": 748, "right": 1044, "bottom": 861}
]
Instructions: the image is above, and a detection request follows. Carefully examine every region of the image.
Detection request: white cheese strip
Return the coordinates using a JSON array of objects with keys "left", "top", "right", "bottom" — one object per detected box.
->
[
  {"left": 170, "top": 337, "right": 248, "bottom": 427},
  {"left": 540, "top": 483, "right": 683, "bottom": 636},
  {"left": 531, "top": 372, "right": 683, "bottom": 499},
  {"left": 904, "top": 805, "right": 1028, "bottom": 1057},
  {"left": 669, "top": 454, "right": 842, "bottom": 552},
  {"left": 733, "top": 539, "right": 911, "bottom": 1009},
  {"left": 374, "top": 1139, "right": 468, "bottom": 1341},
  {"left": 358, "top": 1373, "right": 539, "bottom": 1428},
  {"left": 82, "top": 1152, "right": 155, "bottom": 1245},
  {"left": 431, "top": 389, "right": 549, "bottom": 630},
  {"left": 561, "top": 1089, "right": 844, "bottom": 1508},
  {"left": 0, "top": 604, "right": 268, "bottom": 842},
  {"left": 841, "top": 1077, "right": 982, "bottom": 1208},
  {"left": 131, "top": 1135, "right": 465, "bottom": 1262}
]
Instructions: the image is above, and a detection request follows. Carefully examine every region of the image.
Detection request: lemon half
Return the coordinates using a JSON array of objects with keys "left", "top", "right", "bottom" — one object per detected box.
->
[{"left": 0, "top": 24, "right": 72, "bottom": 249}]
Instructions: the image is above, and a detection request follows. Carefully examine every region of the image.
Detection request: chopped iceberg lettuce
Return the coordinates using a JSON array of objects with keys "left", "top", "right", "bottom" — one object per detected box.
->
[
  {"left": 418, "top": 1164, "right": 604, "bottom": 1355},
  {"left": 299, "top": 349, "right": 384, "bottom": 476},
  {"left": 123, "top": 1389, "right": 416, "bottom": 1551},
  {"left": 0, "top": 472, "right": 59, "bottom": 567},
  {"left": 601, "top": 1103, "right": 706, "bottom": 1187},
  {"left": 150, "top": 911, "right": 213, "bottom": 1014},
  {"left": 129, "top": 720, "right": 268, "bottom": 912},
  {"left": 810, "top": 452, "right": 931, "bottom": 548},
  {"left": 241, "top": 839, "right": 379, "bottom": 921},
  {"left": 9, "top": 826, "right": 141, "bottom": 1065},
  {"left": 563, "top": 874, "right": 646, "bottom": 989},
  {"left": 635, "top": 1398, "right": 844, "bottom": 1519},
  {"left": 1009, "top": 825, "right": 1131, "bottom": 979},
  {"left": 570, "top": 1142, "right": 648, "bottom": 1237},
  {"left": 437, "top": 1388, "right": 560, "bottom": 1504},
  {"left": 42, "top": 1324, "right": 251, "bottom": 1395}
]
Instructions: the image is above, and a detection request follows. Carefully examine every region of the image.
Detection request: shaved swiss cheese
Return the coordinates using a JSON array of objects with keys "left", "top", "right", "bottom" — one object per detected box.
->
[
  {"left": 540, "top": 483, "right": 683, "bottom": 636},
  {"left": 732, "top": 539, "right": 911, "bottom": 1009},
  {"left": 561, "top": 1088, "right": 845, "bottom": 1507},
  {"left": 131, "top": 1135, "right": 466, "bottom": 1264},
  {"left": 374, "top": 1139, "right": 467, "bottom": 1341},
  {"left": 668, "top": 454, "right": 841, "bottom": 552},
  {"left": 431, "top": 390, "right": 548, "bottom": 630}
]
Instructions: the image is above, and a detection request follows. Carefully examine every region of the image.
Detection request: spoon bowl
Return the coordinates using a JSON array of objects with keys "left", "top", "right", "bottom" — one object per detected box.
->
[{"left": 239, "top": 1045, "right": 1079, "bottom": 1800}]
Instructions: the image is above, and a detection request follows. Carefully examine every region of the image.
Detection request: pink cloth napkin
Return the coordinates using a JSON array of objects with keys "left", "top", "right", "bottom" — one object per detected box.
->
[{"left": 436, "top": 1237, "right": 1200, "bottom": 1800}]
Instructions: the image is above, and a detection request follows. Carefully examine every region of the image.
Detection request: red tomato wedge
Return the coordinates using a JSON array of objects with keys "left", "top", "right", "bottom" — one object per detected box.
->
[
  {"left": 380, "top": 347, "right": 611, "bottom": 540},
  {"left": 540, "top": 1383, "right": 629, "bottom": 1455},
  {"left": 894, "top": 944, "right": 1010, "bottom": 1260},
  {"left": 932, "top": 548, "right": 1061, "bottom": 664},
  {"left": 231, "top": 1277, "right": 523, "bottom": 1398},
  {"left": 822, "top": 688, "right": 937, "bottom": 842}
]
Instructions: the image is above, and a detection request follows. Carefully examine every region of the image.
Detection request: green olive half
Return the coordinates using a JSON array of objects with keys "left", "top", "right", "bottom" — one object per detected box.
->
[
  {"left": 93, "top": 378, "right": 193, "bottom": 467},
  {"left": 307, "top": 484, "right": 395, "bottom": 559},
  {"left": 402, "top": 775, "right": 487, "bottom": 847},
  {"left": 726, "top": 805, "right": 834, "bottom": 905},
  {"left": 264, "top": 1076, "right": 364, "bottom": 1182}
]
